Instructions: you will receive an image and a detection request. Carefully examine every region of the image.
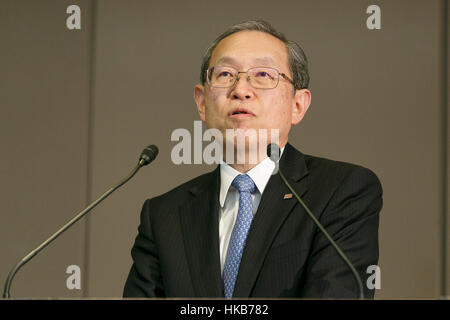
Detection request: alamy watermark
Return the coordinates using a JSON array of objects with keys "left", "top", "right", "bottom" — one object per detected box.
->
[
  {"left": 66, "top": 5, "right": 81, "bottom": 30},
  {"left": 171, "top": 121, "right": 280, "bottom": 172},
  {"left": 66, "top": 264, "right": 81, "bottom": 290},
  {"left": 65, "top": 4, "right": 380, "bottom": 31},
  {"left": 366, "top": 264, "right": 381, "bottom": 290},
  {"left": 366, "top": 5, "right": 381, "bottom": 30}
]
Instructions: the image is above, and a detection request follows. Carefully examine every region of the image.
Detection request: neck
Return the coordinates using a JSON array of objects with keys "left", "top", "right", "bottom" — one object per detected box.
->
[
  {"left": 229, "top": 162, "right": 258, "bottom": 173},
  {"left": 225, "top": 141, "right": 287, "bottom": 173}
]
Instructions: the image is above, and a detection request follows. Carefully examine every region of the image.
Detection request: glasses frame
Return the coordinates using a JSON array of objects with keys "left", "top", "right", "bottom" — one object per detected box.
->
[{"left": 206, "top": 66, "right": 295, "bottom": 89}]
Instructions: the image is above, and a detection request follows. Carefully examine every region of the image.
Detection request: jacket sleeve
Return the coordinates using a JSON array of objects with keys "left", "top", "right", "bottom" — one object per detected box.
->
[
  {"left": 299, "top": 166, "right": 383, "bottom": 299},
  {"left": 123, "top": 199, "right": 166, "bottom": 297}
]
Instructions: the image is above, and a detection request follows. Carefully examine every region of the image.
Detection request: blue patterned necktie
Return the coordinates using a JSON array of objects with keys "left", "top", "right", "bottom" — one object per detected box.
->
[{"left": 223, "top": 174, "right": 256, "bottom": 298}]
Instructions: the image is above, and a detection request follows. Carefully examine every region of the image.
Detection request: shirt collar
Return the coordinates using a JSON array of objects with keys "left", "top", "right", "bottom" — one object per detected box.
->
[{"left": 219, "top": 147, "right": 285, "bottom": 207}]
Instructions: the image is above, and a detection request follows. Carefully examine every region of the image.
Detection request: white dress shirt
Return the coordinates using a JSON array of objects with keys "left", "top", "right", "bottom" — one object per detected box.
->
[{"left": 218, "top": 148, "right": 284, "bottom": 273}]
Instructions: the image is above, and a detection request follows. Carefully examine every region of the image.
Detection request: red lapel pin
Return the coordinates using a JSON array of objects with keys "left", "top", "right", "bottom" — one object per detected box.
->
[{"left": 283, "top": 193, "right": 293, "bottom": 199}]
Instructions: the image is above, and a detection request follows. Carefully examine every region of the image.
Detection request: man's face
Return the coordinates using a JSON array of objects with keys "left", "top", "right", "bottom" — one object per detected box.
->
[{"left": 194, "top": 30, "right": 310, "bottom": 149}]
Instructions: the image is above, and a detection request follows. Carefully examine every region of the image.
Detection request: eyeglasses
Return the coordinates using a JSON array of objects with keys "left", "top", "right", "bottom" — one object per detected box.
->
[{"left": 206, "top": 66, "right": 294, "bottom": 89}]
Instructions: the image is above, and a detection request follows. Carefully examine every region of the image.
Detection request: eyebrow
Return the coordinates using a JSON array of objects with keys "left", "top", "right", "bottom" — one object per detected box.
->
[{"left": 215, "top": 56, "right": 278, "bottom": 68}]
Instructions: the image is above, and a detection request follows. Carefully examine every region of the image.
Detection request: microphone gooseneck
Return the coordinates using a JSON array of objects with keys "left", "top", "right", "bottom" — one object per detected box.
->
[
  {"left": 2, "top": 144, "right": 159, "bottom": 299},
  {"left": 266, "top": 143, "right": 365, "bottom": 299}
]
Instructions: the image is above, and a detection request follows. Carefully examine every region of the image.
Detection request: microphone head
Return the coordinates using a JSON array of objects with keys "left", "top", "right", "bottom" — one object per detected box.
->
[
  {"left": 267, "top": 143, "right": 280, "bottom": 161},
  {"left": 139, "top": 145, "right": 159, "bottom": 166}
]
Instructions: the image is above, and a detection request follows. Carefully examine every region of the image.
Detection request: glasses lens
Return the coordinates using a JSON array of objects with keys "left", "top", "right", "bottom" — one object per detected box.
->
[
  {"left": 248, "top": 68, "right": 279, "bottom": 89},
  {"left": 207, "top": 66, "right": 280, "bottom": 89},
  {"left": 209, "top": 66, "right": 237, "bottom": 88}
]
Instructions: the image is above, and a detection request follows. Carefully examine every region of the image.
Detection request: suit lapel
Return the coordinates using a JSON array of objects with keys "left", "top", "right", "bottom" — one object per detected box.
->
[
  {"left": 233, "top": 143, "right": 310, "bottom": 297},
  {"left": 179, "top": 168, "right": 223, "bottom": 297}
]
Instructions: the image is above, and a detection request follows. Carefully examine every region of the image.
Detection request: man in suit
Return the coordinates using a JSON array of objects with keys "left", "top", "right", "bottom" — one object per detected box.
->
[{"left": 123, "top": 20, "right": 383, "bottom": 298}]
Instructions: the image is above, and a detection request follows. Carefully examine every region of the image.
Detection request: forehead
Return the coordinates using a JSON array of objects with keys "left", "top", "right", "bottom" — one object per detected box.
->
[{"left": 209, "top": 30, "right": 289, "bottom": 71}]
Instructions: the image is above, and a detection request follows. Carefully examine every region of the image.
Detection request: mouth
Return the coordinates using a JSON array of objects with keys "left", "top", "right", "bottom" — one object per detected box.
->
[{"left": 228, "top": 107, "right": 255, "bottom": 118}]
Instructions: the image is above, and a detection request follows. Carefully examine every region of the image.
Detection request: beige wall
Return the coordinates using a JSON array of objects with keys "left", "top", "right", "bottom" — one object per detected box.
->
[
  {"left": 0, "top": 0, "right": 448, "bottom": 299},
  {"left": 0, "top": 0, "right": 92, "bottom": 297},
  {"left": 445, "top": 0, "right": 450, "bottom": 297}
]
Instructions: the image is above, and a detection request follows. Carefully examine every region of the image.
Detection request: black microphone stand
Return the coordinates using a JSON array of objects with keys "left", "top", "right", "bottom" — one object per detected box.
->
[
  {"left": 3, "top": 147, "right": 156, "bottom": 299},
  {"left": 268, "top": 144, "right": 364, "bottom": 299}
]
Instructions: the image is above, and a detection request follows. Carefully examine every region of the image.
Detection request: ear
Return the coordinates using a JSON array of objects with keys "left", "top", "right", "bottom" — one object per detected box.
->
[
  {"left": 291, "top": 88, "right": 311, "bottom": 125},
  {"left": 194, "top": 84, "right": 206, "bottom": 122}
]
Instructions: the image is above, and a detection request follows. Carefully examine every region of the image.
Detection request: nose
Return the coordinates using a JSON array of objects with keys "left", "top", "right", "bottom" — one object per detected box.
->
[{"left": 230, "top": 73, "right": 254, "bottom": 100}]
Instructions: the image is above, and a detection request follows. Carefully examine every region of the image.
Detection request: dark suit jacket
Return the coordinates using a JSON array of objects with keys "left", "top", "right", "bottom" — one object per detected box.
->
[{"left": 123, "top": 143, "right": 383, "bottom": 298}]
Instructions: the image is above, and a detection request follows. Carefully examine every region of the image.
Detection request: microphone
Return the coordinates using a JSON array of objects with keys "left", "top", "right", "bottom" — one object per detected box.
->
[
  {"left": 266, "top": 143, "right": 365, "bottom": 299},
  {"left": 139, "top": 145, "right": 159, "bottom": 166},
  {"left": 2, "top": 144, "right": 159, "bottom": 299}
]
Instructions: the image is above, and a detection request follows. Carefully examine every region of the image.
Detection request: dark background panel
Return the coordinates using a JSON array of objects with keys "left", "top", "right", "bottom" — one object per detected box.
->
[{"left": 0, "top": 0, "right": 93, "bottom": 297}]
